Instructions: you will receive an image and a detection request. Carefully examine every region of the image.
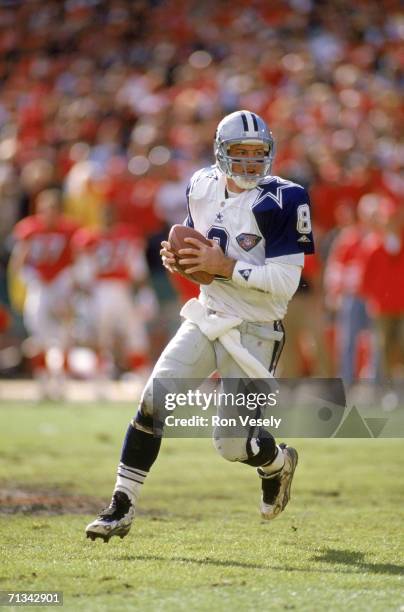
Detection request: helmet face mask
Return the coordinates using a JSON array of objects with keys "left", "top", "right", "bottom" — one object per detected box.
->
[{"left": 214, "top": 111, "right": 275, "bottom": 190}]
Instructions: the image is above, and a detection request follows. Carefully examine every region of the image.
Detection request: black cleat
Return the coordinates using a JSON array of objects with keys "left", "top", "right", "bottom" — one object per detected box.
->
[
  {"left": 258, "top": 443, "right": 298, "bottom": 520},
  {"left": 85, "top": 491, "right": 135, "bottom": 542}
]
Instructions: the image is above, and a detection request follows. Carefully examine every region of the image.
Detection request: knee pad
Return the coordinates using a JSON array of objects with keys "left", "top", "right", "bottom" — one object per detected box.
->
[
  {"left": 133, "top": 409, "right": 154, "bottom": 431},
  {"left": 138, "top": 385, "right": 154, "bottom": 419},
  {"left": 134, "top": 397, "right": 168, "bottom": 435},
  {"left": 133, "top": 386, "right": 157, "bottom": 434},
  {"left": 212, "top": 436, "right": 249, "bottom": 462}
]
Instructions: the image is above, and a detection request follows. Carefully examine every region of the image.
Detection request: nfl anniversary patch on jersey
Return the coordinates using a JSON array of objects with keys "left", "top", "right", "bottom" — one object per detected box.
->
[{"left": 236, "top": 233, "right": 262, "bottom": 252}]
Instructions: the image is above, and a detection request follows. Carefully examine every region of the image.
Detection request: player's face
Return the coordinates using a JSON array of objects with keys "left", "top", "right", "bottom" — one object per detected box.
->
[
  {"left": 228, "top": 143, "right": 267, "bottom": 176},
  {"left": 37, "top": 195, "right": 61, "bottom": 228}
]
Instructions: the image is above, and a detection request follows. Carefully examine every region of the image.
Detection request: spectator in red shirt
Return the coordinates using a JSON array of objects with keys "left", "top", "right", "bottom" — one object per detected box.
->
[{"left": 361, "top": 201, "right": 404, "bottom": 380}]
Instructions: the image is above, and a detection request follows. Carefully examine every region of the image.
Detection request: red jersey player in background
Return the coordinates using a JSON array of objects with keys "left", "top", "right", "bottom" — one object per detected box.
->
[
  {"left": 324, "top": 194, "right": 383, "bottom": 387},
  {"left": 10, "top": 189, "right": 79, "bottom": 398},
  {"left": 361, "top": 200, "right": 404, "bottom": 381},
  {"left": 73, "top": 206, "right": 157, "bottom": 385}
]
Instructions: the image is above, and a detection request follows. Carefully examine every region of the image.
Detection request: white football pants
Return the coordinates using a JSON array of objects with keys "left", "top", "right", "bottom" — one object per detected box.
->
[
  {"left": 139, "top": 318, "right": 284, "bottom": 462},
  {"left": 93, "top": 281, "right": 149, "bottom": 355},
  {"left": 23, "top": 270, "right": 73, "bottom": 350}
]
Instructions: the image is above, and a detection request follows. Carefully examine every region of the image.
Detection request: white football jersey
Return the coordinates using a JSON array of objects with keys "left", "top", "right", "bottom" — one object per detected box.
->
[{"left": 185, "top": 165, "right": 314, "bottom": 322}]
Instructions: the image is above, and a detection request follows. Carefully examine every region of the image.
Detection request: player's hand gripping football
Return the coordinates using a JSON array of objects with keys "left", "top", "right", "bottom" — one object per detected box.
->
[
  {"left": 160, "top": 241, "right": 178, "bottom": 273},
  {"left": 178, "top": 237, "right": 235, "bottom": 278}
]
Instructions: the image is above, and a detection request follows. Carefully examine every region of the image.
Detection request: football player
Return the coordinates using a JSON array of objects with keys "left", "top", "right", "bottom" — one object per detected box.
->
[
  {"left": 10, "top": 189, "right": 79, "bottom": 397},
  {"left": 86, "top": 110, "right": 314, "bottom": 541},
  {"left": 72, "top": 205, "right": 156, "bottom": 381}
]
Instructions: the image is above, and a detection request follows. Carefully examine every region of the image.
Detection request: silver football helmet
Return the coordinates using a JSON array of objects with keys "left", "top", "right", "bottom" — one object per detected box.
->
[{"left": 214, "top": 110, "right": 275, "bottom": 190}]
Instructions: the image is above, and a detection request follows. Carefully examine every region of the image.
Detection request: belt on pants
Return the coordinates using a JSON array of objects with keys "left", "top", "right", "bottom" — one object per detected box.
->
[{"left": 206, "top": 309, "right": 284, "bottom": 342}]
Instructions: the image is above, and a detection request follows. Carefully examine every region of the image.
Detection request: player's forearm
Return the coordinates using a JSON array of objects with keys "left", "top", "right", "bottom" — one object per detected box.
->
[
  {"left": 232, "top": 260, "right": 301, "bottom": 299},
  {"left": 218, "top": 256, "right": 236, "bottom": 279}
]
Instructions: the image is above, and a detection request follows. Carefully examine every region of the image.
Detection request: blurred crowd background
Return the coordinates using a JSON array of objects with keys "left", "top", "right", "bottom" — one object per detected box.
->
[{"left": 0, "top": 0, "right": 403, "bottom": 397}]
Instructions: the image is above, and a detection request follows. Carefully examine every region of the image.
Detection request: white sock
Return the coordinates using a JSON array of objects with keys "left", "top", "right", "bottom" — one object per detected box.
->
[
  {"left": 114, "top": 462, "right": 147, "bottom": 504},
  {"left": 259, "top": 445, "right": 285, "bottom": 477}
]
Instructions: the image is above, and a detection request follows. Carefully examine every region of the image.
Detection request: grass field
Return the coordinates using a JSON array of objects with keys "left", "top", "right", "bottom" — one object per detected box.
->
[{"left": 0, "top": 402, "right": 403, "bottom": 612}]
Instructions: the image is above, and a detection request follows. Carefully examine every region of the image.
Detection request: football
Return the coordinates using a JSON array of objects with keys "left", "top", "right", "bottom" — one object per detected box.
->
[{"left": 168, "top": 225, "right": 215, "bottom": 285}]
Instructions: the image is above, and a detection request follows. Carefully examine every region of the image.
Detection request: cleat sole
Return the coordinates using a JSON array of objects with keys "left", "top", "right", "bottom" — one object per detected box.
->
[
  {"left": 86, "top": 528, "right": 130, "bottom": 542},
  {"left": 86, "top": 531, "right": 109, "bottom": 542}
]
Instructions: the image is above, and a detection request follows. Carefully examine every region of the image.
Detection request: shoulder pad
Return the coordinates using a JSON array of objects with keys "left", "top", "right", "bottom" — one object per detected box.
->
[
  {"left": 188, "top": 165, "right": 219, "bottom": 199},
  {"left": 253, "top": 176, "right": 307, "bottom": 211}
]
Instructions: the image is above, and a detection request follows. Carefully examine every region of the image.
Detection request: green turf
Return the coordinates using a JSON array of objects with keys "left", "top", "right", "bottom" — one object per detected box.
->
[{"left": 0, "top": 403, "right": 403, "bottom": 611}]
